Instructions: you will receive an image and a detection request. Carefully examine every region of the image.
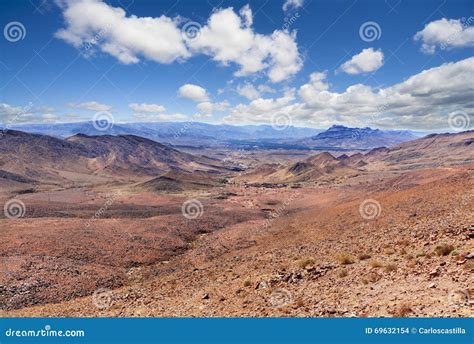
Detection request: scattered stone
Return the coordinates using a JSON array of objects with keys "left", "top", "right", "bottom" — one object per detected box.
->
[
  {"left": 428, "top": 283, "right": 436, "bottom": 288},
  {"left": 202, "top": 293, "right": 209, "bottom": 300},
  {"left": 429, "top": 267, "right": 441, "bottom": 278}
]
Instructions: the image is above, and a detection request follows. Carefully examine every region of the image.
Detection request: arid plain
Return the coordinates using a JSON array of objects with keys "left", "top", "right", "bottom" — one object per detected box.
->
[{"left": 0, "top": 128, "right": 473, "bottom": 317}]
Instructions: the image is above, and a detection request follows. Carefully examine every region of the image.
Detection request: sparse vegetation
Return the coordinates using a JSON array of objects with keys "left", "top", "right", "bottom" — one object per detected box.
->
[
  {"left": 298, "top": 258, "right": 315, "bottom": 269},
  {"left": 335, "top": 253, "right": 355, "bottom": 265},
  {"left": 367, "top": 271, "right": 382, "bottom": 283},
  {"left": 370, "top": 260, "right": 383, "bottom": 268},
  {"left": 434, "top": 243, "right": 455, "bottom": 256},
  {"left": 384, "top": 263, "right": 397, "bottom": 273},
  {"left": 338, "top": 269, "right": 348, "bottom": 278},
  {"left": 393, "top": 303, "right": 412, "bottom": 317},
  {"left": 358, "top": 253, "right": 371, "bottom": 260},
  {"left": 243, "top": 280, "right": 252, "bottom": 287},
  {"left": 463, "top": 260, "right": 474, "bottom": 272}
]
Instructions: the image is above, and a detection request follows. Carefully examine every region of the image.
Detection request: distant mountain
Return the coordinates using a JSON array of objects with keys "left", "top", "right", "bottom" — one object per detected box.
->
[
  {"left": 298, "top": 125, "right": 418, "bottom": 150},
  {"left": 239, "top": 130, "right": 474, "bottom": 184},
  {"left": 9, "top": 122, "right": 323, "bottom": 146},
  {"left": 0, "top": 130, "right": 230, "bottom": 185}
]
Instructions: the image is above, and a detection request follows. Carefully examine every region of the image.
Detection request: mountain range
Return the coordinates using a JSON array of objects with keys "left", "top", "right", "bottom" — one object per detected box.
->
[{"left": 5, "top": 122, "right": 422, "bottom": 150}]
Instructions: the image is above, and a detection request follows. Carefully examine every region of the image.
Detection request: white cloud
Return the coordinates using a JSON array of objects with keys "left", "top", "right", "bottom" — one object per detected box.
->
[
  {"left": 67, "top": 101, "right": 112, "bottom": 111},
  {"left": 258, "top": 84, "right": 276, "bottom": 94},
  {"left": 338, "top": 48, "right": 384, "bottom": 75},
  {"left": 0, "top": 103, "right": 61, "bottom": 124},
  {"left": 239, "top": 4, "right": 253, "bottom": 28},
  {"left": 187, "top": 7, "right": 303, "bottom": 82},
  {"left": 414, "top": 17, "right": 474, "bottom": 54},
  {"left": 224, "top": 57, "right": 474, "bottom": 130},
  {"left": 298, "top": 72, "right": 329, "bottom": 105},
  {"left": 56, "top": 0, "right": 189, "bottom": 64},
  {"left": 283, "top": 0, "right": 304, "bottom": 12},
  {"left": 178, "top": 84, "right": 209, "bottom": 102},
  {"left": 132, "top": 112, "right": 188, "bottom": 122},
  {"left": 224, "top": 89, "right": 297, "bottom": 124},
  {"left": 237, "top": 83, "right": 260, "bottom": 100},
  {"left": 128, "top": 103, "right": 166, "bottom": 113},
  {"left": 56, "top": 1, "right": 302, "bottom": 83},
  {"left": 196, "top": 101, "right": 229, "bottom": 115}
]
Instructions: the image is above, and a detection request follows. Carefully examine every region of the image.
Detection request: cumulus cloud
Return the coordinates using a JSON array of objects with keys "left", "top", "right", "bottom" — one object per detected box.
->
[
  {"left": 186, "top": 7, "right": 303, "bottom": 82},
  {"left": 239, "top": 4, "right": 253, "bottom": 27},
  {"left": 56, "top": 0, "right": 302, "bottom": 82},
  {"left": 224, "top": 57, "right": 474, "bottom": 130},
  {"left": 67, "top": 101, "right": 112, "bottom": 111},
  {"left": 128, "top": 103, "right": 166, "bottom": 113},
  {"left": 0, "top": 103, "right": 61, "bottom": 124},
  {"left": 55, "top": 0, "right": 189, "bottom": 64},
  {"left": 223, "top": 89, "right": 297, "bottom": 124},
  {"left": 283, "top": 0, "right": 304, "bottom": 12},
  {"left": 131, "top": 112, "right": 188, "bottom": 122},
  {"left": 196, "top": 101, "right": 229, "bottom": 116},
  {"left": 237, "top": 83, "right": 260, "bottom": 100},
  {"left": 414, "top": 17, "right": 474, "bottom": 54},
  {"left": 178, "top": 84, "right": 209, "bottom": 102},
  {"left": 338, "top": 48, "right": 384, "bottom": 75}
]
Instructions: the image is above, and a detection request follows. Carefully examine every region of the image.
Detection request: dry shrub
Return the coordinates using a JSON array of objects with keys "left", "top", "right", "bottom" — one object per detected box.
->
[
  {"left": 338, "top": 269, "right": 348, "bottom": 278},
  {"left": 243, "top": 280, "right": 252, "bottom": 287},
  {"left": 358, "top": 253, "right": 371, "bottom": 260},
  {"left": 298, "top": 258, "right": 315, "bottom": 269},
  {"left": 336, "top": 253, "right": 355, "bottom": 265},
  {"left": 393, "top": 303, "right": 412, "bottom": 317},
  {"left": 367, "top": 271, "right": 382, "bottom": 283},
  {"left": 397, "top": 239, "right": 410, "bottom": 247},
  {"left": 384, "top": 247, "right": 396, "bottom": 255},
  {"left": 434, "top": 243, "right": 455, "bottom": 256},
  {"left": 370, "top": 260, "right": 383, "bottom": 268},
  {"left": 384, "top": 263, "right": 397, "bottom": 273},
  {"left": 294, "top": 298, "right": 305, "bottom": 308},
  {"left": 463, "top": 260, "right": 474, "bottom": 272}
]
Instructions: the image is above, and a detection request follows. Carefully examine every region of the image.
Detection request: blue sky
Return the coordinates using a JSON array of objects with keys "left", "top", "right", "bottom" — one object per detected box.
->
[{"left": 0, "top": 0, "right": 473, "bottom": 130}]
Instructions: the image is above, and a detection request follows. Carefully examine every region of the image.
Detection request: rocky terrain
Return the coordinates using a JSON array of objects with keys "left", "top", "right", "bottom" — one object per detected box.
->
[{"left": 0, "top": 130, "right": 473, "bottom": 317}]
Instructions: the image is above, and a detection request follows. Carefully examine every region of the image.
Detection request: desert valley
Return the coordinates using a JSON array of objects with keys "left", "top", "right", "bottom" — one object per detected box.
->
[{"left": 0, "top": 124, "right": 472, "bottom": 317}]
